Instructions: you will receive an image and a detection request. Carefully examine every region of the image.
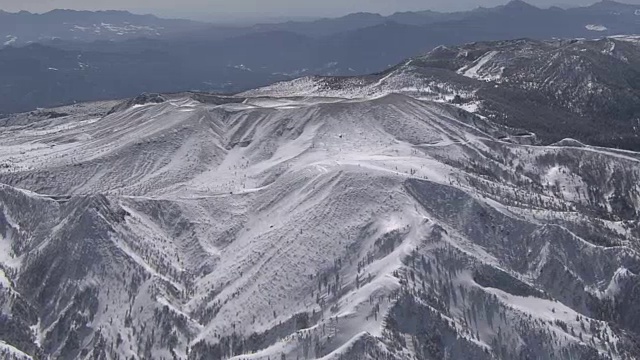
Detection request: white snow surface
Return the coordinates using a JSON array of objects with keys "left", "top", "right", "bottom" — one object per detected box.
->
[
  {"left": 69, "top": 22, "right": 161, "bottom": 36},
  {"left": 0, "top": 90, "right": 638, "bottom": 359},
  {"left": 0, "top": 341, "right": 32, "bottom": 360},
  {"left": 586, "top": 24, "right": 608, "bottom": 32},
  {"left": 609, "top": 35, "right": 640, "bottom": 44},
  {"left": 457, "top": 50, "right": 505, "bottom": 81},
  {"left": 241, "top": 61, "right": 476, "bottom": 106},
  {"left": 3, "top": 35, "right": 17, "bottom": 46}
]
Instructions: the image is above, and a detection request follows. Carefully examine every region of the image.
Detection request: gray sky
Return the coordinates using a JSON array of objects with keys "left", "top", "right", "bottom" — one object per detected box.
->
[{"left": 1, "top": 0, "right": 639, "bottom": 22}]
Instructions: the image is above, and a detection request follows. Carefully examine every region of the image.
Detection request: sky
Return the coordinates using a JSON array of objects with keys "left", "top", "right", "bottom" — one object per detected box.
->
[{"left": 1, "top": 0, "right": 639, "bottom": 22}]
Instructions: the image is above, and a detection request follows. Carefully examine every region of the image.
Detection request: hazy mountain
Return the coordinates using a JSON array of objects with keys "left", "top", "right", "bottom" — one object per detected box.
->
[
  {"left": 227, "top": 0, "right": 640, "bottom": 38},
  {"left": 1, "top": 47, "right": 640, "bottom": 359},
  {"left": 0, "top": 42, "right": 291, "bottom": 116},
  {"left": 3, "top": 0, "right": 638, "bottom": 48},
  {"left": 0, "top": 9, "right": 210, "bottom": 46},
  {"left": 249, "top": 12, "right": 387, "bottom": 37},
  {"left": 192, "top": 0, "right": 640, "bottom": 39},
  {"left": 568, "top": 0, "right": 640, "bottom": 34}
]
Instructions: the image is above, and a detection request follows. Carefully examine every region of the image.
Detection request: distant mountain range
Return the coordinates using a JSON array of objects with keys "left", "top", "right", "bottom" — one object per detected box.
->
[
  {"left": 0, "top": 9, "right": 209, "bottom": 45},
  {"left": 0, "top": 0, "right": 639, "bottom": 115},
  {"left": 2, "top": 0, "right": 638, "bottom": 45}
]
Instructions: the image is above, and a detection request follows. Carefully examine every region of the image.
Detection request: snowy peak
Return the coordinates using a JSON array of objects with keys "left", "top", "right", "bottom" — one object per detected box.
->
[
  {"left": 502, "top": 0, "right": 541, "bottom": 12},
  {"left": 248, "top": 37, "right": 640, "bottom": 151}
]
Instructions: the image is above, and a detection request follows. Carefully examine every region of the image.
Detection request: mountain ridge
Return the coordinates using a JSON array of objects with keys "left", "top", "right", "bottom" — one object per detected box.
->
[
  {"left": 1, "top": 72, "right": 640, "bottom": 358},
  {"left": 247, "top": 36, "right": 640, "bottom": 151}
]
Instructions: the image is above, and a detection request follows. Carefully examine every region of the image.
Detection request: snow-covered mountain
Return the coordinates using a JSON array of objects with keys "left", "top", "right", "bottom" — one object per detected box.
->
[
  {"left": 1, "top": 43, "right": 640, "bottom": 359},
  {"left": 246, "top": 36, "right": 640, "bottom": 151}
]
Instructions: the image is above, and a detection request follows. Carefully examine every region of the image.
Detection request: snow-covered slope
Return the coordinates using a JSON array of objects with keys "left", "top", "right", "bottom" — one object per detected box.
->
[
  {"left": 245, "top": 37, "right": 640, "bottom": 151},
  {"left": 0, "top": 87, "right": 640, "bottom": 360}
]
